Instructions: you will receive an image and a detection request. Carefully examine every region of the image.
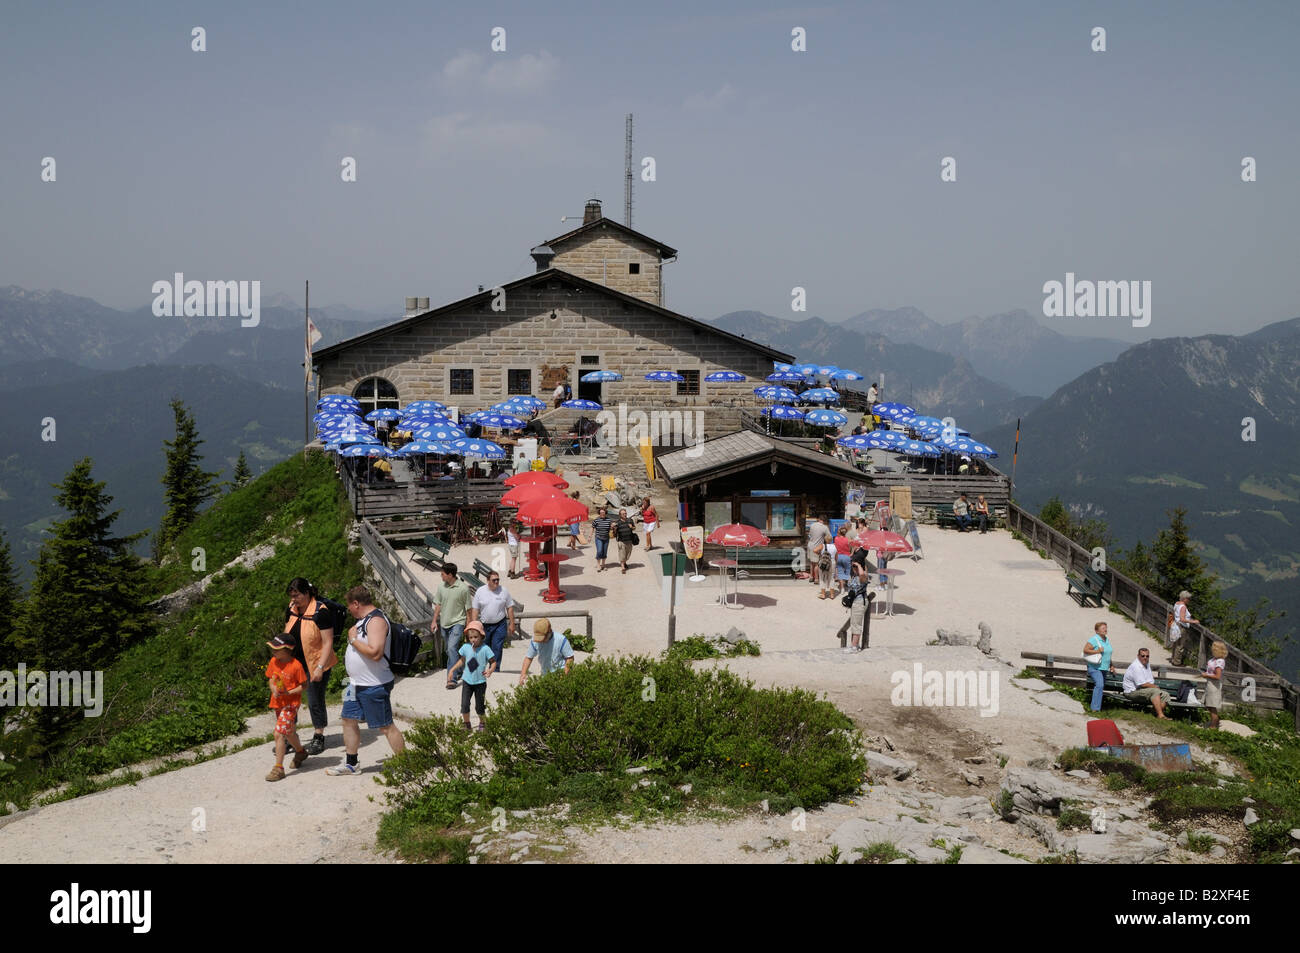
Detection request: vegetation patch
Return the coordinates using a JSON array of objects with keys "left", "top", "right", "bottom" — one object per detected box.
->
[
  {"left": 663, "top": 635, "right": 762, "bottom": 661},
  {"left": 381, "top": 655, "right": 864, "bottom": 862}
]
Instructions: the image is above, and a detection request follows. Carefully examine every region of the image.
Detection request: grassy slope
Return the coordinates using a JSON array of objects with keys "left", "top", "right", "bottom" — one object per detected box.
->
[{"left": 0, "top": 451, "right": 364, "bottom": 809}]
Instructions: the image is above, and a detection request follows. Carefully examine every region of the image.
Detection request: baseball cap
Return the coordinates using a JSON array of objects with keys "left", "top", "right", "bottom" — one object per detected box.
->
[
  {"left": 266, "top": 634, "right": 296, "bottom": 651},
  {"left": 532, "top": 618, "right": 553, "bottom": 639}
]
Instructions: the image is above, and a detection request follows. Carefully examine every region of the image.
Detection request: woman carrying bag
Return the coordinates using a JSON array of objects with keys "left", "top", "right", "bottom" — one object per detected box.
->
[{"left": 284, "top": 577, "right": 339, "bottom": 755}]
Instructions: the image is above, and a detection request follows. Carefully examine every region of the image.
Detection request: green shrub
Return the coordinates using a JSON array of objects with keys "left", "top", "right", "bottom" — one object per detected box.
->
[
  {"left": 562, "top": 628, "right": 596, "bottom": 653},
  {"left": 663, "top": 635, "right": 761, "bottom": 662}
]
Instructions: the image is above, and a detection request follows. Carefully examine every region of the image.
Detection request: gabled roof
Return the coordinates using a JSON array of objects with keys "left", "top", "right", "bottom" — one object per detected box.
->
[
  {"left": 656, "top": 430, "right": 873, "bottom": 488},
  {"left": 312, "top": 269, "right": 792, "bottom": 364},
  {"left": 543, "top": 217, "right": 677, "bottom": 260}
]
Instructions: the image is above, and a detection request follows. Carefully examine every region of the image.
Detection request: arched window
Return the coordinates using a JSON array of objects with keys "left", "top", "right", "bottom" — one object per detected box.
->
[{"left": 353, "top": 377, "right": 399, "bottom": 418}]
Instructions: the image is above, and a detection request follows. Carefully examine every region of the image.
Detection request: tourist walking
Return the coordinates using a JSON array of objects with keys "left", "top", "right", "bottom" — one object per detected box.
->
[
  {"left": 469, "top": 569, "right": 515, "bottom": 674},
  {"left": 1167, "top": 591, "right": 1199, "bottom": 667},
  {"left": 1082, "top": 621, "right": 1116, "bottom": 713},
  {"left": 325, "top": 586, "right": 406, "bottom": 776},
  {"left": 640, "top": 497, "right": 658, "bottom": 551},
  {"left": 843, "top": 563, "right": 874, "bottom": 653},
  {"left": 568, "top": 491, "right": 588, "bottom": 550},
  {"left": 264, "top": 634, "right": 310, "bottom": 781},
  {"left": 806, "top": 515, "right": 831, "bottom": 589},
  {"left": 431, "top": 564, "right": 475, "bottom": 689},
  {"left": 449, "top": 620, "right": 496, "bottom": 731},
  {"left": 518, "top": 619, "right": 574, "bottom": 682},
  {"left": 833, "top": 524, "right": 853, "bottom": 595},
  {"left": 1202, "top": 640, "right": 1227, "bottom": 729},
  {"left": 592, "top": 506, "right": 613, "bottom": 572},
  {"left": 504, "top": 520, "right": 522, "bottom": 578},
  {"left": 614, "top": 508, "right": 637, "bottom": 574},
  {"left": 974, "top": 495, "right": 990, "bottom": 533},
  {"left": 283, "top": 577, "right": 338, "bottom": 755}
]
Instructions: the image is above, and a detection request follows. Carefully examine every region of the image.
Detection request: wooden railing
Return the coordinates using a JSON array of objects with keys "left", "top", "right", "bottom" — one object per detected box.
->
[{"left": 1005, "top": 502, "right": 1299, "bottom": 727}]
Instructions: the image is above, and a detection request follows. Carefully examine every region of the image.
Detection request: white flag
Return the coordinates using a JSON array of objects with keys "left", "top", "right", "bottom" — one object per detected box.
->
[{"left": 306, "top": 316, "right": 322, "bottom": 382}]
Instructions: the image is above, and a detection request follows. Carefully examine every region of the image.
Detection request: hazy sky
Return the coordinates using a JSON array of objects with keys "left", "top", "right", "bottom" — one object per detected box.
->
[{"left": 3, "top": 0, "right": 1297, "bottom": 342}]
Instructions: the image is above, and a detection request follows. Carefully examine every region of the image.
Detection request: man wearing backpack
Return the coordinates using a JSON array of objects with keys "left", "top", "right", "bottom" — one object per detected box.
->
[{"left": 325, "top": 585, "right": 406, "bottom": 777}]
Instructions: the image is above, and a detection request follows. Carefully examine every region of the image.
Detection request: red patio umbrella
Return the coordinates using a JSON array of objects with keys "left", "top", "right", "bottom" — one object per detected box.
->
[
  {"left": 503, "top": 471, "right": 569, "bottom": 489},
  {"left": 854, "top": 530, "right": 912, "bottom": 554},
  {"left": 517, "top": 496, "right": 591, "bottom": 604},
  {"left": 501, "top": 484, "right": 567, "bottom": 508},
  {"left": 705, "top": 523, "right": 770, "bottom": 608}
]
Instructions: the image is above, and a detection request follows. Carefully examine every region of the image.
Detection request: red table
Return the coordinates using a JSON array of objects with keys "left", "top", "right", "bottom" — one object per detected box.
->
[
  {"left": 519, "top": 533, "right": 550, "bottom": 581},
  {"left": 538, "top": 552, "right": 572, "bottom": 603}
]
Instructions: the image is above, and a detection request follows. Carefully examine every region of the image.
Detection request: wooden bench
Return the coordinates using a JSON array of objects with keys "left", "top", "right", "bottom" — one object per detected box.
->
[
  {"left": 1019, "top": 652, "right": 1203, "bottom": 716},
  {"left": 734, "top": 548, "right": 797, "bottom": 577},
  {"left": 472, "top": 558, "right": 496, "bottom": 582},
  {"left": 407, "top": 534, "right": 451, "bottom": 570},
  {"left": 1067, "top": 567, "right": 1109, "bottom": 607},
  {"left": 458, "top": 572, "right": 482, "bottom": 590}
]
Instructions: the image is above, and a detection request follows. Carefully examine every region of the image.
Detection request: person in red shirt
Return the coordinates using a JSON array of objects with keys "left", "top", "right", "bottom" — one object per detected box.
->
[
  {"left": 265, "top": 634, "right": 310, "bottom": 781},
  {"left": 640, "top": 497, "right": 659, "bottom": 551},
  {"left": 833, "top": 524, "right": 854, "bottom": 595}
]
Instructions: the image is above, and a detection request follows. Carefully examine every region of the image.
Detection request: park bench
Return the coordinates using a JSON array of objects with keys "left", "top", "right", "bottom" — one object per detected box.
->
[
  {"left": 408, "top": 534, "right": 451, "bottom": 570},
  {"left": 935, "top": 504, "right": 968, "bottom": 531},
  {"left": 1019, "top": 651, "right": 1203, "bottom": 717},
  {"left": 458, "top": 571, "right": 482, "bottom": 590},
  {"left": 1067, "top": 566, "right": 1109, "bottom": 607},
  {"left": 734, "top": 548, "right": 797, "bottom": 577},
  {"left": 472, "top": 558, "right": 496, "bottom": 582}
]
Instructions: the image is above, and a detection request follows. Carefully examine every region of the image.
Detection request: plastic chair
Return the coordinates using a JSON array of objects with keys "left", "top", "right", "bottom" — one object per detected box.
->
[{"left": 1086, "top": 719, "right": 1124, "bottom": 747}]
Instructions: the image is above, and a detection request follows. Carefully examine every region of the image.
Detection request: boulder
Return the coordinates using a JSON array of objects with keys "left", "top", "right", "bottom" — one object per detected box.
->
[
  {"left": 1217, "top": 720, "right": 1256, "bottom": 738},
  {"left": 866, "top": 751, "right": 916, "bottom": 781},
  {"left": 999, "top": 767, "right": 1092, "bottom": 818},
  {"left": 1074, "top": 830, "right": 1170, "bottom": 865},
  {"left": 957, "top": 844, "right": 1029, "bottom": 864},
  {"left": 1243, "top": 808, "right": 1260, "bottom": 827}
]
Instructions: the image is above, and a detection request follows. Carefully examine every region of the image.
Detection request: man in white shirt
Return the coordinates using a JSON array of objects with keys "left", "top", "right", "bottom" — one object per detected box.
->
[
  {"left": 553, "top": 378, "right": 567, "bottom": 408},
  {"left": 806, "top": 516, "right": 831, "bottom": 589},
  {"left": 1122, "top": 648, "right": 1171, "bottom": 719},
  {"left": 469, "top": 570, "right": 515, "bottom": 674}
]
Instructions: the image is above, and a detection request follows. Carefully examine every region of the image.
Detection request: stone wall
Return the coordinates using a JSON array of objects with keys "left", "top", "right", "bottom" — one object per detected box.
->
[
  {"left": 549, "top": 228, "right": 663, "bottom": 306},
  {"left": 317, "top": 278, "right": 778, "bottom": 419}
]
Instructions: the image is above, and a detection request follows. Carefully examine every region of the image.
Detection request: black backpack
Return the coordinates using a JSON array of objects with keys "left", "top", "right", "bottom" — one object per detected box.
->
[
  {"left": 382, "top": 615, "right": 423, "bottom": 675},
  {"left": 317, "top": 597, "right": 350, "bottom": 647}
]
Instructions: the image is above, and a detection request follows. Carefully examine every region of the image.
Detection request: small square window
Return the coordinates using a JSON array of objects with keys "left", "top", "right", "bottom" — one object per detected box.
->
[
  {"left": 677, "top": 369, "right": 700, "bottom": 396},
  {"left": 449, "top": 368, "right": 474, "bottom": 395},
  {"left": 507, "top": 369, "right": 532, "bottom": 395},
  {"left": 628, "top": 262, "right": 641, "bottom": 275}
]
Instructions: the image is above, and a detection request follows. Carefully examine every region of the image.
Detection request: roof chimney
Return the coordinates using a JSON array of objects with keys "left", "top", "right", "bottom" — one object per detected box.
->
[
  {"left": 530, "top": 244, "right": 555, "bottom": 271},
  {"left": 583, "top": 198, "right": 602, "bottom": 224},
  {"left": 404, "top": 297, "right": 418, "bottom": 317}
]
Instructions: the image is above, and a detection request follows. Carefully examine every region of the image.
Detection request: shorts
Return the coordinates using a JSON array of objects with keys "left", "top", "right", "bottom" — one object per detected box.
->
[
  {"left": 618, "top": 540, "right": 634, "bottom": 563},
  {"left": 273, "top": 705, "right": 300, "bottom": 736},
  {"left": 643, "top": 521, "right": 657, "bottom": 535},
  {"left": 342, "top": 681, "right": 395, "bottom": 728},
  {"left": 508, "top": 541, "right": 520, "bottom": 558},
  {"left": 461, "top": 681, "right": 487, "bottom": 716},
  {"left": 1126, "top": 686, "right": 1170, "bottom": 708}
]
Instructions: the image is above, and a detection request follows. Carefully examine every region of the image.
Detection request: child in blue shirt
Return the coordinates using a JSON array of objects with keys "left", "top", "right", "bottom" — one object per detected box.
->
[{"left": 450, "top": 620, "right": 497, "bottom": 731}]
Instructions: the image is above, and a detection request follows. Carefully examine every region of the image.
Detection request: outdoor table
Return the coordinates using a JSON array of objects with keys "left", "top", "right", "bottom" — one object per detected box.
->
[
  {"left": 538, "top": 552, "right": 572, "bottom": 603},
  {"left": 876, "top": 568, "right": 905, "bottom": 616},
  {"left": 709, "top": 558, "right": 739, "bottom": 609},
  {"left": 519, "top": 532, "right": 550, "bottom": 581}
]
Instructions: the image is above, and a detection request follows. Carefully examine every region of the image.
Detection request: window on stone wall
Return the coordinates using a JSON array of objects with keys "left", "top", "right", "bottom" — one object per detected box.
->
[
  {"left": 352, "top": 377, "right": 399, "bottom": 417},
  {"left": 629, "top": 262, "right": 641, "bottom": 275},
  {"left": 506, "top": 369, "right": 532, "bottom": 395},
  {"left": 677, "top": 369, "right": 700, "bottom": 396},
  {"left": 449, "top": 368, "right": 475, "bottom": 395}
]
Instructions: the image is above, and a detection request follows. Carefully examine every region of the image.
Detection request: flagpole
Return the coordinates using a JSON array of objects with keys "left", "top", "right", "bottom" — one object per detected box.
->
[
  {"left": 304, "top": 279, "right": 310, "bottom": 459},
  {"left": 1011, "top": 417, "right": 1020, "bottom": 498}
]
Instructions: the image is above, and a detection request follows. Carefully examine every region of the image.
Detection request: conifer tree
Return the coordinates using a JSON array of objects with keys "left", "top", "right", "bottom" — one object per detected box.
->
[
  {"left": 0, "top": 528, "right": 21, "bottom": 668},
  {"left": 18, "top": 459, "right": 153, "bottom": 745},
  {"left": 232, "top": 450, "right": 253, "bottom": 489},
  {"left": 159, "top": 399, "right": 219, "bottom": 551}
]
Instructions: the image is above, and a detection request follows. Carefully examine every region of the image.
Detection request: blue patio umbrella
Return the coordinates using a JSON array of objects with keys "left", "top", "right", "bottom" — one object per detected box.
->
[
  {"left": 401, "top": 400, "right": 447, "bottom": 413},
  {"left": 933, "top": 435, "right": 998, "bottom": 457},
  {"left": 399, "top": 414, "right": 453, "bottom": 429},
  {"left": 765, "top": 371, "right": 805, "bottom": 383},
  {"left": 490, "top": 401, "right": 532, "bottom": 413},
  {"left": 906, "top": 415, "right": 946, "bottom": 429},
  {"left": 562, "top": 398, "right": 603, "bottom": 411},
  {"left": 799, "top": 387, "right": 841, "bottom": 404},
  {"left": 793, "top": 362, "right": 821, "bottom": 377},
  {"left": 329, "top": 432, "right": 380, "bottom": 446},
  {"left": 364, "top": 408, "right": 402, "bottom": 422},
  {"left": 760, "top": 405, "right": 805, "bottom": 420},
  {"left": 645, "top": 371, "right": 685, "bottom": 382},
  {"left": 895, "top": 439, "right": 942, "bottom": 458},
  {"left": 831, "top": 369, "right": 865, "bottom": 382},
  {"left": 837, "top": 433, "right": 889, "bottom": 451},
  {"left": 317, "top": 396, "right": 359, "bottom": 409},
  {"left": 773, "top": 362, "right": 794, "bottom": 372},
  {"left": 580, "top": 370, "right": 622, "bottom": 383},
  {"left": 816, "top": 365, "right": 840, "bottom": 377},
  {"left": 508, "top": 395, "right": 546, "bottom": 410},
  {"left": 340, "top": 444, "right": 391, "bottom": 458},
  {"left": 413, "top": 426, "right": 467, "bottom": 441},
  {"left": 477, "top": 413, "right": 526, "bottom": 430},
  {"left": 399, "top": 440, "right": 456, "bottom": 455},
  {"left": 450, "top": 438, "right": 506, "bottom": 459},
  {"left": 873, "top": 402, "right": 916, "bottom": 420},
  {"left": 754, "top": 385, "right": 798, "bottom": 403},
  {"left": 318, "top": 424, "right": 374, "bottom": 440},
  {"left": 804, "top": 409, "right": 848, "bottom": 427},
  {"left": 705, "top": 371, "right": 746, "bottom": 382},
  {"left": 314, "top": 412, "right": 360, "bottom": 425},
  {"left": 865, "top": 429, "right": 911, "bottom": 447}
]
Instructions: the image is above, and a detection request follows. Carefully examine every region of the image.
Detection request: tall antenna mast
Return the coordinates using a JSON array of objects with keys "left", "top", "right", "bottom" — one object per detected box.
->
[{"left": 624, "top": 113, "right": 634, "bottom": 227}]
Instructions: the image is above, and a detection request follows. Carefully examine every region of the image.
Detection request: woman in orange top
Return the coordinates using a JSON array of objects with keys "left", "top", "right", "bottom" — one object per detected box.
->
[{"left": 284, "top": 578, "right": 339, "bottom": 755}]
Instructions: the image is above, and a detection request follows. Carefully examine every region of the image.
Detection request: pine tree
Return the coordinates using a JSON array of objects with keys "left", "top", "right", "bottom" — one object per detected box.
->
[
  {"left": 0, "top": 528, "right": 22, "bottom": 668},
  {"left": 1150, "top": 507, "right": 1216, "bottom": 606},
  {"left": 17, "top": 459, "right": 154, "bottom": 746},
  {"left": 159, "top": 399, "right": 219, "bottom": 551},
  {"left": 232, "top": 450, "right": 252, "bottom": 489}
]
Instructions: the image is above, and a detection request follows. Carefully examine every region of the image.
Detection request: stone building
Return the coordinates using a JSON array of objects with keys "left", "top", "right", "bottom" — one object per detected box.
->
[{"left": 312, "top": 200, "right": 793, "bottom": 438}]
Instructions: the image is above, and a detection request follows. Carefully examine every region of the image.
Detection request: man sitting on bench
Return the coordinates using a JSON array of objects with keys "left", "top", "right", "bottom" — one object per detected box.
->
[
  {"left": 953, "top": 494, "right": 972, "bottom": 532},
  {"left": 1122, "top": 648, "right": 1171, "bottom": 720}
]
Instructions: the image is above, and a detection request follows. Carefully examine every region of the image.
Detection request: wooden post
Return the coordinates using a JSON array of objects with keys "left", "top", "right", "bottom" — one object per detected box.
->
[{"left": 1135, "top": 589, "right": 1143, "bottom": 629}]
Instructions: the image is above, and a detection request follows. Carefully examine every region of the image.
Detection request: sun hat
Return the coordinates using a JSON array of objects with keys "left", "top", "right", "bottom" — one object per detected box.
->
[
  {"left": 532, "top": 618, "right": 553, "bottom": 639},
  {"left": 464, "top": 620, "right": 486, "bottom": 637}
]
